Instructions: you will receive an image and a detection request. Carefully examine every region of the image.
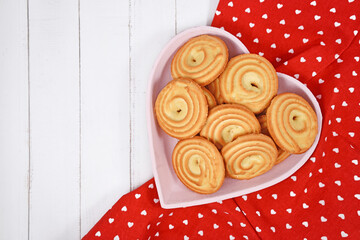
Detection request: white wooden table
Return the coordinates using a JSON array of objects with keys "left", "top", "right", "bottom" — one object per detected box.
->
[{"left": 0, "top": 0, "right": 218, "bottom": 239}]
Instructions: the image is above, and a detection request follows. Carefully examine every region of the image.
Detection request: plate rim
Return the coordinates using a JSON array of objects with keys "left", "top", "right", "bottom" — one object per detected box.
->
[{"left": 146, "top": 26, "right": 323, "bottom": 209}]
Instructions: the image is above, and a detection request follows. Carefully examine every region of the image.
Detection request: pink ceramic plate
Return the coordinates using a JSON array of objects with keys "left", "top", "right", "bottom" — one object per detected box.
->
[{"left": 146, "top": 26, "right": 322, "bottom": 209}]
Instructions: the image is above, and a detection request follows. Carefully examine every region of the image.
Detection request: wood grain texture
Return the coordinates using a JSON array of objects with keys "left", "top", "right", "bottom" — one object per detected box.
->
[
  {"left": 0, "top": 0, "right": 29, "bottom": 239},
  {"left": 176, "top": 0, "right": 219, "bottom": 33},
  {"left": 80, "top": 0, "right": 130, "bottom": 236},
  {"left": 129, "top": 0, "right": 176, "bottom": 190},
  {"left": 28, "top": 0, "right": 80, "bottom": 239}
]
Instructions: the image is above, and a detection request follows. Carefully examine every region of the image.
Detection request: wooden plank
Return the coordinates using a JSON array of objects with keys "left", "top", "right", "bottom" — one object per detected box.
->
[
  {"left": 176, "top": 0, "right": 219, "bottom": 33},
  {"left": 28, "top": 0, "right": 80, "bottom": 239},
  {"left": 130, "top": 0, "right": 176, "bottom": 190},
  {"left": 79, "top": 0, "right": 130, "bottom": 236},
  {"left": 0, "top": 0, "right": 29, "bottom": 239}
]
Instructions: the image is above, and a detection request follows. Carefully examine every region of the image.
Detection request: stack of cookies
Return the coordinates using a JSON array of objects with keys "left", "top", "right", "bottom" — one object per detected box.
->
[{"left": 155, "top": 35, "right": 318, "bottom": 194}]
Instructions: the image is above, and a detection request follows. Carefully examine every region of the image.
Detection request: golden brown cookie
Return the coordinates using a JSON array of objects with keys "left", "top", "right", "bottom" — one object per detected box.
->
[
  {"left": 172, "top": 136, "right": 225, "bottom": 194},
  {"left": 200, "top": 104, "right": 261, "bottom": 149},
  {"left": 202, "top": 87, "right": 217, "bottom": 109},
  {"left": 155, "top": 78, "right": 208, "bottom": 139},
  {"left": 258, "top": 114, "right": 270, "bottom": 136},
  {"left": 171, "top": 35, "right": 229, "bottom": 86},
  {"left": 218, "top": 54, "right": 278, "bottom": 114},
  {"left": 206, "top": 78, "right": 225, "bottom": 104},
  {"left": 266, "top": 93, "right": 318, "bottom": 154},
  {"left": 221, "top": 134, "right": 278, "bottom": 180},
  {"left": 258, "top": 114, "right": 291, "bottom": 164},
  {"left": 276, "top": 150, "right": 290, "bottom": 164}
]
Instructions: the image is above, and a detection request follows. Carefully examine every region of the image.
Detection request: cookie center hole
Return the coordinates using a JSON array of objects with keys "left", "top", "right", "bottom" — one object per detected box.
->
[
  {"left": 251, "top": 83, "right": 258, "bottom": 88},
  {"left": 192, "top": 58, "right": 196, "bottom": 62},
  {"left": 177, "top": 109, "right": 182, "bottom": 113},
  {"left": 293, "top": 116, "right": 297, "bottom": 121}
]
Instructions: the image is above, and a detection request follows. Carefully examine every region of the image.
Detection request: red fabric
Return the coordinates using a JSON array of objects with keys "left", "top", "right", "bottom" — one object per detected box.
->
[{"left": 83, "top": 0, "right": 360, "bottom": 239}]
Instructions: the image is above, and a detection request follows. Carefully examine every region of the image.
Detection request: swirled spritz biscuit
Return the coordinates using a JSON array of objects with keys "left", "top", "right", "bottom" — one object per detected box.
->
[
  {"left": 172, "top": 136, "right": 225, "bottom": 194},
  {"left": 221, "top": 134, "right": 278, "bottom": 180},
  {"left": 258, "top": 114, "right": 291, "bottom": 164},
  {"left": 207, "top": 78, "right": 225, "bottom": 104},
  {"left": 200, "top": 104, "right": 260, "bottom": 149},
  {"left": 276, "top": 149, "right": 291, "bottom": 164},
  {"left": 202, "top": 87, "right": 217, "bottom": 109},
  {"left": 266, "top": 93, "right": 318, "bottom": 154},
  {"left": 219, "top": 54, "right": 278, "bottom": 114},
  {"left": 155, "top": 78, "right": 208, "bottom": 139},
  {"left": 258, "top": 114, "right": 269, "bottom": 135},
  {"left": 171, "top": 35, "right": 229, "bottom": 86}
]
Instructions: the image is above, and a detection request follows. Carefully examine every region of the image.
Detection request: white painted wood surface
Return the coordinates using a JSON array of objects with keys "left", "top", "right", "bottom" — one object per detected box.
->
[
  {"left": 80, "top": 0, "right": 130, "bottom": 236},
  {"left": 0, "top": 1, "right": 29, "bottom": 239},
  {"left": 28, "top": 0, "right": 80, "bottom": 239},
  {"left": 0, "top": 0, "right": 218, "bottom": 238}
]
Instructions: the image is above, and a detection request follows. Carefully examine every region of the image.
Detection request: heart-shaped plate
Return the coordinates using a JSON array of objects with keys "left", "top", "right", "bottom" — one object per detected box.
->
[{"left": 146, "top": 26, "right": 322, "bottom": 209}]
